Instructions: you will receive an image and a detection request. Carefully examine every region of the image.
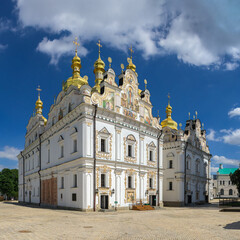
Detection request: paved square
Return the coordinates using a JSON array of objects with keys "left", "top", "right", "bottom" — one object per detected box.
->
[{"left": 0, "top": 201, "right": 239, "bottom": 240}]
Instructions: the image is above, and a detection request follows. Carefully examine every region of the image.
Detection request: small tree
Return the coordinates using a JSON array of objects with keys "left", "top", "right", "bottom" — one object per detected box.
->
[
  {"left": 230, "top": 169, "right": 240, "bottom": 197},
  {"left": 0, "top": 168, "right": 18, "bottom": 200}
]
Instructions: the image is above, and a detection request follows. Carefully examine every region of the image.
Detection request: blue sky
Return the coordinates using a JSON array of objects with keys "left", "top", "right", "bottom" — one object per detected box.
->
[{"left": 0, "top": 0, "right": 240, "bottom": 173}]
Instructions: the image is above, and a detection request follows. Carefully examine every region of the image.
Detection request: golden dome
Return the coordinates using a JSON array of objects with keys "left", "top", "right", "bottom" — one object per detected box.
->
[
  {"left": 93, "top": 56, "right": 105, "bottom": 74},
  {"left": 92, "top": 40, "right": 105, "bottom": 93},
  {"left": 161, "top": 98, "right": 178, "bottom": 131},
  {"left": 126, "top": 57, "right": 136, "bottom": 72},
  {"left": 35, "top": 96, "right": 43, "bottom": 115},
  {"left": 62, "top": 50, "right": 88, "bottom": 91}
]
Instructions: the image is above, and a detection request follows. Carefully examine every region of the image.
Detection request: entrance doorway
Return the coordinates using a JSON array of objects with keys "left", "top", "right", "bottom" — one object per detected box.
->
[
  {"left": 187, "top": 195, "right": 192, "bottom": 204},
  {"left": 149, "top": 195, "right": 156, "bottom": 206},
  {"left": 100, "top": 195, "right": 109, "bottom": 209}
]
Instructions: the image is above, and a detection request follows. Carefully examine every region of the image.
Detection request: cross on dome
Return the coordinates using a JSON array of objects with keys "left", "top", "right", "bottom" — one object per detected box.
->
[
  {"left": 96, "top": 40, "right": 102, "bottom": 58},
  {"left": 129, "top": 45, "right": 134, "bottom": 59},
  {"left": 73, "top": 37, "right": 80, "bottom": 54},
  {"left": 36, "top": 85, "right": 42, "bottom": 97}
]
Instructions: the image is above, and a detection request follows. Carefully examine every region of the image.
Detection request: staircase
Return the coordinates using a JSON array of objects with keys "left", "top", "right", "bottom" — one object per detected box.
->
[{"left": 132, "top": 204, "right": 155, "bottom": 211}]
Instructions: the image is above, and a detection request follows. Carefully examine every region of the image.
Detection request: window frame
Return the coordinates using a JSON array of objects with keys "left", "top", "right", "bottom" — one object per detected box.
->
[
  {"left": 128, "top": 175, "right": 133, "bottom": 189},
  {"left": 72, "top": 193, "right": 77, "bottom": 201}
]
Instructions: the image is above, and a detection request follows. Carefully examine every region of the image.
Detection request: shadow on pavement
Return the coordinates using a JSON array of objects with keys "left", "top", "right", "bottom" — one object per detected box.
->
[{"left": 224, "top": 221, "right": 240, "bottom": 230}]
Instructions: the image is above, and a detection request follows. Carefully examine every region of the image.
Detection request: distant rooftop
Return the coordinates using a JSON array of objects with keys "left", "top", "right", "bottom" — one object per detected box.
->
[{"left": 218, "top": 168, "right": 238, "bottom": 175}]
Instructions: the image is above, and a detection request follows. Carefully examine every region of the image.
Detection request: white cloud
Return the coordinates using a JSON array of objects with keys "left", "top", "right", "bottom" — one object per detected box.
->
[
  {"left": 37, "top": 36, "right": 88, "bottom": 65},
  {"left": 211, "top": 166, "right": 219, "bottom": 174},
  {"left": 222, "top": 129, "right": 240, "bottom": 146},
  {"left": 212, "top": 155, "right": 240, "bottom": 167},
  {"left": 14, "top": 0, "right": 240, "bottom": 67},
  {"left": 228, "top": 107, "right": 240, "bottom": 118},
  {"left": 206, "top": 129, "right": 221, "bottom": 142},
  {"left": 0, "top": 146, "right": 21, "bottom": 161},
  {"left": 225, "top": 62, "right": 239, "bottom": 71}
]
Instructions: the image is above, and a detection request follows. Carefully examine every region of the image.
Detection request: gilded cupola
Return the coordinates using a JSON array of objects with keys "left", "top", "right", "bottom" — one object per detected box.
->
[
  {"left": 126, "top": 46, "right": 137, "bottom": 74},
  {"left": 62, "top": 37, "right": 89, "bottom": 91},
  {"left": 161, "top": 94, "right": 178, "bottom": 130},
  {"left": 92, "top": 40, "right": 105, "bottom": 93},
  {"left": 35, "top": 86, "right": 43, "bottom": 115},
  {"left": 35, "top": 86, "right": 47, "bottom": 125}
]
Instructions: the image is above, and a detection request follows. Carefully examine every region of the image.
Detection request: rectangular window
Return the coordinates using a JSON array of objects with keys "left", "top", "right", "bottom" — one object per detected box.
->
[
  {"left": 60, "top": 145, "right": 64, "bottom": 158},
  {"left": 229, "top": 181, "right": 231, "bottom": 185},
  {"left": 128, "top": 145, "right": 132, "bottom": 157},
  {"left": 73, "top": 139, "right": 77, "bottom": 152},
  {"left": 149, "top": 178, "right": 153, "bottom": 189},
  {"left": 101, "top": 174, "right": 106, "bottom": 187},
  {"left": 169, "top": 182, "right": 173, "bottom": 190},
  {"left": 101, "top": 139, "right": 106, "bottom": 152},
  {"left": 47, "top": 149, "right": 50, "bottom": 163},
  {"left": 61, "top": 177, "right": 64, "bottom": 189},
  {"left": 220, "top": 181, "right": 222, "bottom": 185},
  {"left": 72, "top": 193, "right": 77, "bottom": 201},
  {"left": 73, "top": 174, "right": 77, "bottom": 187},
  {"left": 61, "top": 193, "right": 63, "bottom": 199},
  {"left": 149, "top": 150, "right": 153, "bottom": 161},
  {"left": 169, "top": 160, "right": 173, "bottom": 169},
  {"left": 128, "top": 176, "right": 132, "bottom": 189},
  {"left": 223, "top": 181, "right": 225, "bottom": 186}
]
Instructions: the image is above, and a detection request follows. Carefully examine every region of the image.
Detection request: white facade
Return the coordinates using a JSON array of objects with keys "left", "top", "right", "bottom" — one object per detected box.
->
[
  {"left": 18, "top": 57, "right": 164, "bottom": 210},
  {"left": 162, "top": 119, "right": 211, "bottom": 206}
]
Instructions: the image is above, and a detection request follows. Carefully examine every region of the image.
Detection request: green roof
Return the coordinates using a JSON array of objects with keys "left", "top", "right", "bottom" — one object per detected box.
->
[{"left": 218, "top": 168, "right": 238, "bottom": 175}]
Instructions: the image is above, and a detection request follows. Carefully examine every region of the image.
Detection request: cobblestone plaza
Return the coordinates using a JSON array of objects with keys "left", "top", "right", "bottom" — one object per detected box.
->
[{"left": 0, "top": 201, "right": 239, "bottom": 240}]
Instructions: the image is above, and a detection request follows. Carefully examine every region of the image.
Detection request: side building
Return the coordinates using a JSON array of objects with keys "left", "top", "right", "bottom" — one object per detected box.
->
[
  {"left": 18, "top": 45, "right": 164, "bottom": 211},
  {"left": 212, "top": 164, "right": 239, "bottom": 197},
  {"left": 161, "top": 103, "right": 211, "bottom": 206}
]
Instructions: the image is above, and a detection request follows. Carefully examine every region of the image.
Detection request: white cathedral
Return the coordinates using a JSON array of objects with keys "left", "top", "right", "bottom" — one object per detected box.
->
[{"left": 18, "top": 40, "right": 211, "bottom": 210}]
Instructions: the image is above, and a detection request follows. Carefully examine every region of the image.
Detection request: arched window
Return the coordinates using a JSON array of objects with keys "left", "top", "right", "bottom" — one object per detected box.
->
[
  {"left": 186, "top": 155, "right": 191, "bottom": 170},
  {"left": 229, "top": 189, "right": 233, "bottom": 195},
  {"left": 220, "top": 189, "right": 224, "bottom": 195}
]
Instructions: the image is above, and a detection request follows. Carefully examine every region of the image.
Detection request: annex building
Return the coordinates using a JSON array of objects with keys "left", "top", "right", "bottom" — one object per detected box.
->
[
  {"left": 211, "top": 164, "right": 239, "bottom": 198},
  {"left": 18, "top": 40, "right": 211, "bottom": 210}
]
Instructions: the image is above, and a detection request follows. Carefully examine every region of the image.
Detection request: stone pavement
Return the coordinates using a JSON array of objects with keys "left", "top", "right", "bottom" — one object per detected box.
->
[{"left": 0, "top": 201, "right": 239, "bottom": 240}]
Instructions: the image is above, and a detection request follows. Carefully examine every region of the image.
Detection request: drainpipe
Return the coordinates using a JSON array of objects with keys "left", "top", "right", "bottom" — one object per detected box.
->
[
  {"left": 93, "top": 104, "right": 97, "bottom": 211},
  {"left": 20, "top": 151, "right": 25, "bottom": 203},
  {"left": 184, "top": 142, "right": 188, "bottom": 206},
  {"left": 157, "top": 130, "right": 163, "bottom": 206},
  {"left": 38, "top": 134, "right": 42, "bottom": 206}
]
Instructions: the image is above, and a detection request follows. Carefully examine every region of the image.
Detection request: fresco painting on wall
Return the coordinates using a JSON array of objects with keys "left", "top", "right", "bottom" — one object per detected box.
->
[{"left": 103, "top": 92, "right": 114, "bottom": 111}]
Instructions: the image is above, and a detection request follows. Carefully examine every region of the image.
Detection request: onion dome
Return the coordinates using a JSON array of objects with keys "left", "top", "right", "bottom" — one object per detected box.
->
[
  {"left": 126, "top": 57, "right": 136, "bottom": 73},
  {"left": 92, "top": 40, "right": 105, "bottom": 93},
  {"left": 35, "top": 86, "right": 43, "bottom": 115},
  {"left": 35, "top": 97, "right": 43, "bottom": 115},
  {"left": 62, "top": 38, "right": 88, "bottom": 91},
  {"left": 161, "top": 95, "right": 178, "bottom": 130},
  {"left": 126, "top": 46, "right": 137, "bottom": 73}
]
